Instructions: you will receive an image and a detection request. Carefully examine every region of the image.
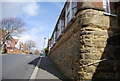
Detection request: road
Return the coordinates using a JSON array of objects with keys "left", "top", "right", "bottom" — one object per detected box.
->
[{"left": 1, "top": 54, "right": 40, "bottom": 80}]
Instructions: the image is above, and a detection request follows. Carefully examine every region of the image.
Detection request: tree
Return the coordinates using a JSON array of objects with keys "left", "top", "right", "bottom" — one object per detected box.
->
[
  {"left": 44, "top": 47, "right": 49, "bottom": 56},
  {"left": 25, "top": 40, "right": 36, "bottom": 52},
  {"left": 0, "top": 17, "right": 26, "bottom": 53}
]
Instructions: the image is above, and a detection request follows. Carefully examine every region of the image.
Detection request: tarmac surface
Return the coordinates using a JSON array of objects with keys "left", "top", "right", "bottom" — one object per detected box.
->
[
  {"left": 2, "top": 54, "right": 39, "bottom": 79},
  {"left": 1, "top": 54, "right": 67, "bottom": 81}
]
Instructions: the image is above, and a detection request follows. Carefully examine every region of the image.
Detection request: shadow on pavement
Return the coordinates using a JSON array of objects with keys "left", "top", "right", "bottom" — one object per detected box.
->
[
  {"left": 28, "top": 57, "right": 40, "bottom": 66},
  {"left": 28, "top": 56, "right": 71, "bottom": 81},
  {"left": 38, "top": 57, "right": 66, "bottom": 79},
  {"left": 40, "top": 56, "right": 72, "bottom": 81}
]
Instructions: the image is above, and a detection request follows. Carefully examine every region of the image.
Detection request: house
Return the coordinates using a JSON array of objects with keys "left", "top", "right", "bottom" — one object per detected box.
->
[
  {"left": 0, "top": 28, "right": 30, "bottom": 54},
  {"left": 0, "top": 29, "right": 2, "bottom": 44},
  {"left": 6, "top": 38, "right": 21, "bottom": 53},
  {"left": 0, "top": 29, "right": 3, "bottom": 50},
  {"left": 17, "top": 42, "right": 30, "bottom": 54},
  {"left": 22, "top": 44, "right": 30, "bottom": 54},
  {"left": 19, "top": 42, "right": 24, "bottom": 50},
  {"left": 48, "top": 0, "right": 120, "bottom": 80},
  {"left": 6, "top": 39, "right": 30, "bottom": 54},
  {"left": 34, "top": 50, "right": 40, "bottom": 55},
  {"left": 0, "top": 28, "right": 13, "bottom": 53}
]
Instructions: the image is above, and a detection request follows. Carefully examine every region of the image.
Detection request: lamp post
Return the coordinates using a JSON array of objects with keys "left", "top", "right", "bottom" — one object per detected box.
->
[
  {"left": 43, "top": 37, "right": 46, "bottom": 49},
  {"left": 42, "top": 37, "right": 46, "bottom": 56}
]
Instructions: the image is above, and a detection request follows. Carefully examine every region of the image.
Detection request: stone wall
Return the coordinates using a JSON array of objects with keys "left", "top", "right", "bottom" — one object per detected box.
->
[
  {"left": 117, "top": 3, "right": 120, "bottom": 26},
  {"left": 49, "top": 18, "right": 81, "bottom": 79},
  {"left": 49, "top": 8, "right": 118, "bottom": 80},
  {"left": 77, "top": 9, "right": 118, "bottom": 80}
]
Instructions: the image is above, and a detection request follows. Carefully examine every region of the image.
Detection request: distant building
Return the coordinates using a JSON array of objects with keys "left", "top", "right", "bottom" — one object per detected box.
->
[
  {"left": 0, "top": 28, "right": 30, "bottom": 54},
  {"left": 22, "top": 44, "right": 30, "bottom": 54},
  {"left": 19, "top": 42, "right": 24, "bottom": 50},
  {"left": 16, "top": 41, "right": 30, "bottom": 54},
  {"left": 34, "top": 50, "right": 40, "bottom": 55},
  {"left": 6, "top": 38, "right": 20, "bottom": 53}
]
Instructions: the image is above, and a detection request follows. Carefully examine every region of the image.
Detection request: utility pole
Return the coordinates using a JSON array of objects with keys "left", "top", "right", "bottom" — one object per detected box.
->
[{"left": 42, "top": 37, "right": 46, "bottom": 55}]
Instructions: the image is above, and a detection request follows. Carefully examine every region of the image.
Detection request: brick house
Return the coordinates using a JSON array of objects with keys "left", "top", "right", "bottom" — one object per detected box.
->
[
  {"left": 0, "top": 28, "right": 30, "bottom": 54},
  {"left": 48, "top": 0, "right": 120, "bottom": 80},
  {"left": 0, "top": 29, "right": 3, "bottom": 50},
  {"left": 22, "top": 43, "right": 30, "bottom": 54},
  {"left": 0, "top": 29, "right": 2, "bottom": 44},
  {"left": 17, "top": 42, "right": 30, "bottom": 54},
  {"left": 6, "top": 38, "right": 20, "bottom": 53},
  {"left": 0, "top": 28, "right": 13, "bottom": 53},
  {"left": 19, "top": 42, "right": 24, "bottom": 50},
  {"left": 5, "top": 39, "right": 30, "bottom": 54}
]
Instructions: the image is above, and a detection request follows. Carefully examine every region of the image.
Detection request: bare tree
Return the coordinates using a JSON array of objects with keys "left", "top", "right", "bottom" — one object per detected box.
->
[
  {"left": 0, "top": 17, "right": 26, "bottom": 53},
  {"left": 25, "top": 40, "right": 36, "bottom": 52}
]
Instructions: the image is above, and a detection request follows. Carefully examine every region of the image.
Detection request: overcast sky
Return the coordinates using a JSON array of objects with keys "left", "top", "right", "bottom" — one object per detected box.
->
[{"left": 1, "top": 0, "right": 65, "bottom": 51}]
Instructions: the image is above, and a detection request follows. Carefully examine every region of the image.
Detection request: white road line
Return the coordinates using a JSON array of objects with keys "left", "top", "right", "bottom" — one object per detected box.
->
[{"left": 29, "top": 56, "right": 42, "bottom": 81}]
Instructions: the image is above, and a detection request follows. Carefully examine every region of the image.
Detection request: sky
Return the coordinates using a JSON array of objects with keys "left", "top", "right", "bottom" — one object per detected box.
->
[{"left": 0, "top": 1, "right": 65, "bottom": 51}]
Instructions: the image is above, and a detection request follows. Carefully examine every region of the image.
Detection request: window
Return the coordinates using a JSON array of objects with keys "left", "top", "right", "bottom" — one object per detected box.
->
[
  {"left": 56, "top": 19, "right": 64, "bottom": 39},
  {"left": 65, "top": 0, "right": 77, "bottom": 26},
  {"left": 66, "top": 2, "right": 71, "bottom": 25},
  {"left": 51, "top": 36, "right": 54, "bottom": 47},
  {"left": 57, "top": 21, "right": 61, "bottom": 38},
  {"left": 6, "top": 40, "right": 11, "bottom": 47},
  {"left": 72, "top": 1, "right": 77, "bottom": 17},
  {"left": 61, "top": 19, "right": 65, "bottom": 32},
  {"left": 103, "top": 0, "right": 110, "bottom": 13},
  {"left": 53, "top": 31, "right": 56, "bottom": 44},
  {"left": 52, "top": 37, "right": 54, "bottom": 46}
]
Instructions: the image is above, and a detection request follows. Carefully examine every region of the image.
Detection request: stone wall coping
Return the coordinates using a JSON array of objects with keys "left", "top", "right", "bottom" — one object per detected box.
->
[{"left": 75, "top": 6, "right": 105, "bottom": 16}]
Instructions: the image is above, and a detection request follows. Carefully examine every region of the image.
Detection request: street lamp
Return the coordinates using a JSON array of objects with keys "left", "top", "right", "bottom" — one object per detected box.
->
[{"left": 43, "top": 37, "right": 46, "bottom": 49}]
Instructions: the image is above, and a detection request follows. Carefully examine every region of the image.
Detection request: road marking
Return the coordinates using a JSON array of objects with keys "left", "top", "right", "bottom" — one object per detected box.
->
[{"left": 29, "top": 56, "right": 42, "bottom": 81}]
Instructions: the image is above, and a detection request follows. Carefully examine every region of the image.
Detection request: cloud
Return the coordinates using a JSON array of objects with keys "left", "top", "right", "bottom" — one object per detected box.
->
[
  {"left": 22, "top": 2, "right": 40, "bottom": 16},
  {"left": 1, "top": 2, "right": 40, "bottom": 20},
  {"left": 18, "top": 27, "right": 47, "bottom": 51},
  {"left": 1, "top": 0, "right": 37, "bottom": 2},
  {"left": 1, "top": 0, "right": 66, "bottom": 2},
  {"left": 2, "top": 3, "right": 23, "bottom": 19}
]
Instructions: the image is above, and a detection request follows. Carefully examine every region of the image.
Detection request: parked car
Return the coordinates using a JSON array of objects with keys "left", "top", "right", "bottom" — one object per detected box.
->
[
  {"left": 29, "top": 52, "right": 33, "bottom": 54},
  {"left": 40, "top": 53, "right": 45, "bottom": 57}
]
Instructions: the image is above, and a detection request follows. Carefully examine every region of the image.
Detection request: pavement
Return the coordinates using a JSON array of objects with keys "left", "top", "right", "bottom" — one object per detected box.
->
[
  {"left": 35, "top": 56, "right": 66, "bottom": 81},
  {"left": 2, "top": 54, "right": 40, "bottom": 80}
]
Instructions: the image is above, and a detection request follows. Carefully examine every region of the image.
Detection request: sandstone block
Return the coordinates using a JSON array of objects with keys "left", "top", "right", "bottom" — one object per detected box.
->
[{"left": 83, "top": 65, "right": 96, "bottom": 73}]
